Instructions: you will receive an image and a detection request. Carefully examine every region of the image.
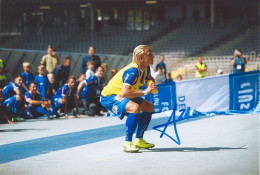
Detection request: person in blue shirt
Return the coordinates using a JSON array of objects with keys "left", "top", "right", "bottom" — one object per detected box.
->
[
  {"left": 155, "top": 55, "right": 167, "bottom": 79},
  {"left": 231, "top": 49, "right": 247, "bottom": 73},
  {"left": 77, "top": 66, "right": 105, "bottom": 116},
  {"left": 35, "top": 65, "right": 50, "bottom": 98},
  {"left": 52, "top": 76, "right": 81, "bottom": 119},
  {"left": 81, "top": 46, "right": 101, "bottom": 73},
  {"left": 3, "top": 75, "right": 26, "bottom": 116},
  {"left": 165, "top": 72, "right": 173, "bottom": 83},
  {"left": 21, "top": 62, "right": 34, "bottom": 93},
  {"left": 25, "top": 81, "right": 56, "bottom": 119},
  {"left": 52, "top": 57, "right": 71, "bottom": 87}
]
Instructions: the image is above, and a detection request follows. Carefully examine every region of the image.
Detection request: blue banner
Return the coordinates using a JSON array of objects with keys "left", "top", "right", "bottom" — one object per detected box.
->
[
  {"left": 229, "top": 70, "right": 260, "bottom": 111},
  {"left": 146, "top": 70, "right": 260, "bottom": 114},
  {"left": 145, "top": 82, "right": 176, "bottom": 113}
]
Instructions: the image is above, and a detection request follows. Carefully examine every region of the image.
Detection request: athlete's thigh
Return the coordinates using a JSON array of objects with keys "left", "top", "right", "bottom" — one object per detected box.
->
[
  {"left": 125, "top": 100, "right": 141, "bottom": 114},
  {"left": 140, "top": 99, "right": 154, "bottom": 113}
]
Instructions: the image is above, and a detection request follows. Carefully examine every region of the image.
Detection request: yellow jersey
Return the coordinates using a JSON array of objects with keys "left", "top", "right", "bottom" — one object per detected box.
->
[{"left": 101, "top": 63, "right": 149, "bottom": 97}]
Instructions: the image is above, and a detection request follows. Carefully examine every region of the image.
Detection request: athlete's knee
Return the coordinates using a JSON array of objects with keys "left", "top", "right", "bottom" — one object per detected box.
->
[
  {"left": 59, "top": 99, "right": 66, "bottom": 104},
  {"left": 16, "top": 95, "right": 22, "bottom": 101},
  {"left": 131, "top": 103, "right": 141, "bottom": 114}
]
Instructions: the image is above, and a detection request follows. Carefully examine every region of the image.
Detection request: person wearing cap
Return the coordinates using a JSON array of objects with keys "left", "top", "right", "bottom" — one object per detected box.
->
[
  {"left": 216, "top": 69, "right": 223, "bottom": 76},
  {"left": 231, "top": 49, "right": 247, "bottom": 73}
]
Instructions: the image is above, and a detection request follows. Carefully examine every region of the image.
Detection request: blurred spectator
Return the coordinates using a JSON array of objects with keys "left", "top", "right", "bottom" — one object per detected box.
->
[
  {"left": 52, "top": 57, "right": 71, "bottom": 86},
  {"left": 85, "top": 61, "right": 94, "bottom": 79},
  {"left": 47, "top": 73, "right": 59, "bottom": 99},
  {"left": 0, "top": 57, "right": 9, "bottom": 88},
  {"left": 231, "top": 49, "right": 247, "bottom": 73},
  {"left": 216, "top": 69, "right": 223, "bottom": 76},
  {"left": 52, "top": 49, "right": 60, "bottom": 65},
  {"left": 77, "top": 66, "right": 105, "bottom": 116},
  {"left": 166, "top": 72, "right": 173, "bottom": 83},
  {"left": 51, "top": 76, "right": 81, "bottom": 119},
  {"left": 176, "top": 74, "right": 183, "bottom": 81},
  {"left": 156, "top": 55, "right": 167, "bottom": 79},
  {"left": 111, "top": 68, "right": 118, "bottom": 78},
  {"left": 101, "top": 63, "right": 109, "bottom": 84},
  {"left": 153, "top": 66, "right": 166, "bottom": 84},
  {"left": 195, "top": 56, "right": 207, "bottom": 78},
  {"left": 40, "top": 45, "right": 59, "bottom": 74},
  {"left": 76, "top": 74, "right": 86, "bottom": 88},
  {"left": 81, "top": 46, "right": 101, "bottom": 73},
  {"left": 0, "top": 89, "right": 13, "bottom": 124},
  {"left": 21, "top": 62, "right": 34, "bottom": 93},
  {"left": 75, "top": 74, "right": 86, "bottom": 107},
  {"left": 25, "top": 82, "right": 56, "bottom": 119},
  {"left": 35, "top": 65, "right": 50, "bottom": 98}
]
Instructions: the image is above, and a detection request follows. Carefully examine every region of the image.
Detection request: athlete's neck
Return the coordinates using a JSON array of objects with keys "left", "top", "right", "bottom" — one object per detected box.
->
[{"left": 139, "top": 64, "right": 148, "bottom": 71}]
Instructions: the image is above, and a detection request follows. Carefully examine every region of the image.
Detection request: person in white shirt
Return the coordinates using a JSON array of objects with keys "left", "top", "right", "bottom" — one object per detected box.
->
[
  {"left": 153, "top": 66, "right": 166, "bottom": 84},
  {"left": 85, "top": 61, "right": 94, "bottom": 79}
]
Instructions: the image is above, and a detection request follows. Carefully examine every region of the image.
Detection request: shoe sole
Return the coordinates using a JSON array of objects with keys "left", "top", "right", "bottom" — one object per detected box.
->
[
  {"left": 135, "top": 145, "right": 155, "bottom": 149},
  {"left": 123, "top": 147, "right": 140, "bottom": 153},
  {"left": 123, "top": 149, "right": 139, "bottom": 153}
]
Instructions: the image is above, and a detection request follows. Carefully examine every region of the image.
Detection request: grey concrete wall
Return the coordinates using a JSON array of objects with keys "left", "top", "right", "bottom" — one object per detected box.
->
[{"left": 0, "top": 48, "right": 131, "bottom": 83}]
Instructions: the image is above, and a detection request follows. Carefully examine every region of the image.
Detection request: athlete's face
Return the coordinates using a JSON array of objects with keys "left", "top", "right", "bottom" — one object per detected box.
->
[
  {"left": 29, "top": 83, "right": 38, "bottom": 94},
  {"left": 15, "top": 77, "right": 23, "bottom": 86},
  {"left": 39, "top": 68, "right": 44, "bottom": 75},
  {"left": 68, "top": 79, "right": 76, "bottom": 89},
  {"left": 24, "top": 65, "right": 30, "bottom": 73},
  {"left": 48, "top": 75, "right": 55, "bottom": 84},
  {"left": 96, "top": 67, "right": 104, "bottom": 78},
  {"left": 143, "top": 48, "right": 154, "bottom": 65},
  {"left": 88, "top": 47, "right": 95, "bottom": 57}
]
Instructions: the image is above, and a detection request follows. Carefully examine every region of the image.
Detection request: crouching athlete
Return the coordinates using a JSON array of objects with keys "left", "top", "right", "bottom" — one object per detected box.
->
[{"left": 100, "top": 45, "right": 157, "bottom": 153}]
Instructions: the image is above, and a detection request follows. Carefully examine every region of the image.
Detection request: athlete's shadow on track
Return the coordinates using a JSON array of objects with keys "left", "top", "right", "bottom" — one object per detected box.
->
[
  {"left": 144, "top": 146, "right": 247, "bottom": 152},
  {"left": 0, "top": 128, "right": 48, "bottom": 132}
]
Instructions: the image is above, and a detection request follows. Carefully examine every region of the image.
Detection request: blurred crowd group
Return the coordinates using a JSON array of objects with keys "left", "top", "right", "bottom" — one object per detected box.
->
[{"left": 0, "top": 45, "right": 247, "bottom": 124}]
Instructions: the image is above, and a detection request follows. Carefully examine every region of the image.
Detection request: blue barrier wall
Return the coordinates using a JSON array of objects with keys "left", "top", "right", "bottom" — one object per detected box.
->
[{"left": 146, "top": 70, "right": 260, "bottom": 113}]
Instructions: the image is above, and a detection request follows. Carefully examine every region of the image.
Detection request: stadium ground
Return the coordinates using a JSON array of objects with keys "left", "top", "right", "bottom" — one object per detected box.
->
[{"left": 0, "top": 113, "right": 259, "bottom": 175}]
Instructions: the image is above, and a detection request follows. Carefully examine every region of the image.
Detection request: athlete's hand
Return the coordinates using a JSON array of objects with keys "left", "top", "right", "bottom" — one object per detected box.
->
[
  {"left": 147, "top": 76, "right": 155, "bottom": 82},
  {"left": 76, "top": 113, "right": 82, "bottom": 118},
  {"left": 65, "top": 114, "right": 72, "bottom": 119},
  {"left": 146, "top": 82, "right": 157, "bottom": 94}
]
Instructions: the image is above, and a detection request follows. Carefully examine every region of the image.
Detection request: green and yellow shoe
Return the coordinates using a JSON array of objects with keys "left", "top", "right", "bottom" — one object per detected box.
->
[
  {"left": 133, "top": 138, "right": 155, "bottom": 149},
  {"left": 123, "top": 141, "right": 139, "bottom": 153}
]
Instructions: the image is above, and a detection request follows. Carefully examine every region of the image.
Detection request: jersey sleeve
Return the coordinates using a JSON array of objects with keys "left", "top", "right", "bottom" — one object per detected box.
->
[
  {"left": 122, "top": 67, "right": 139, "bottom": 86},
  {"left": 11, "top": 83, "right": 18, "bottom": 90},
  {"left": 85, "top": 76, "right": 94, "bottom": 85},
  {"left": 61, "top": 86, "right": 68, "bottom": 96},
  {"left": 24, "top": 93, "right": 31, "bottom": 102}
]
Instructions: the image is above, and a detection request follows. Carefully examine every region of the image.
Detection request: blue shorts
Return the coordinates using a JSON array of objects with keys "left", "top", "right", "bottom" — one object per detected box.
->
[
  {"left": 100, "top": 95, "right": 143, "bottom": 119},
  {"left": 53, "top": 97, "right": 63, "bottom": 109},
  {"left": 3, "top": 95, "right": 19, "bottom": 114}
]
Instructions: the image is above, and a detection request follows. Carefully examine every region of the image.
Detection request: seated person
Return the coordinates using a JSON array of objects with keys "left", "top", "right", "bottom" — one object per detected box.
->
[
  {"left": 0, "top": 89, "right": 13, "bottom": 124},
  {"left": 75, "top": 74, "right": 86, "bottom": 107},
  {"left": 51, "top": 76, "right": 81, "bottom": 119},
  {"left": 77, "top": 66, "right": 105, "bottom": 116},
  {"left": 25, "top": 82, "right": 56, "bottom": 119},
  {"left": 3, "top": 75, "right": 27, "bottom": 117}
]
